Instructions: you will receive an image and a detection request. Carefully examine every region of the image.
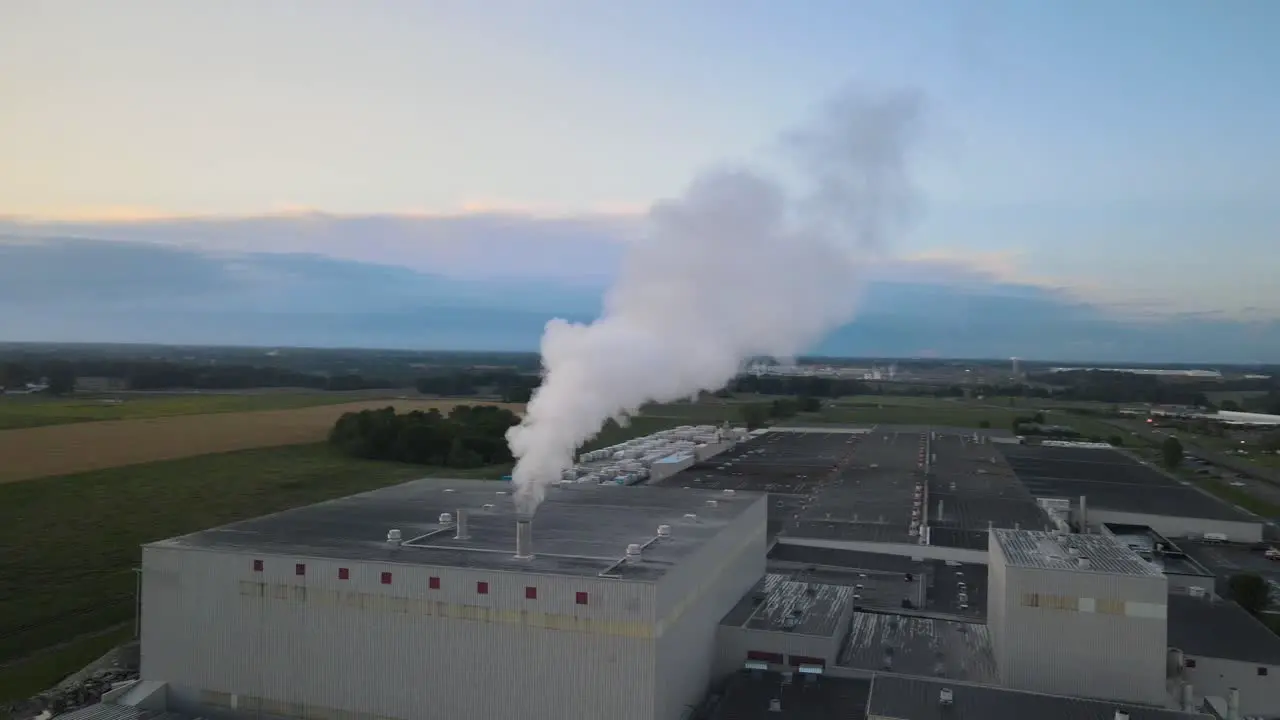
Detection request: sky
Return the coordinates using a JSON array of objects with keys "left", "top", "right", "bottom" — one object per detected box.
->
[{"left": 2, "top": 0, "right": 1278, "bottom": 361}]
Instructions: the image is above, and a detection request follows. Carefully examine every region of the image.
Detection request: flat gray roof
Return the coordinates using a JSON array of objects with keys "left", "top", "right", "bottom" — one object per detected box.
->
[
  {"left": 715, "top": 671, "right": 870, "bottom": 720},
  {"left": 785, "top": 429, "right": 923, "bottom": 544},
  {"left": 1000, "top": 445, "right": 1255, "bottom": 523},
  {"left": 927, "top": 432, "right": 1051, "bottom": 539},
  {"left": 148, "top": 478, "right": 761, "bottom": 581},
  {"left": 992, "top": 529, "right": 1165, "bottom": 577},
  {"left": 866, "top": 674, "right": 1211, "bottom": 720},
  {"left": 838, "top": 612, "right": 997, "bottom": 683},
  {"left": 1168, "top": 594, "right": 1280, "bottom": 665},
  {"left": 721, "top": 574, "right": 853, "bottom": 637}
]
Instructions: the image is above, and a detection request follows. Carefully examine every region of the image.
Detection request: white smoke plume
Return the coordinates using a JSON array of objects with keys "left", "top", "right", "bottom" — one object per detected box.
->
[{"left": 507, "top": 86, "right": 925, "bottom": 513}]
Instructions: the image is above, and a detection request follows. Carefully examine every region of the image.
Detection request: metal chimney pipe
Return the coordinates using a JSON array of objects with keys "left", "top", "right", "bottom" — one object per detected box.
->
[
  {"left": 454, "top": 509, "right": 469, "bottom": 540},
  {"left": 1079, "top": 495, "right": 1088, "bottom": 532},
  {"left": 1227, "top": 688, "right": 1239, "bottom": 720},
  {"left": 1181, "top": 683, "right": 1194, "bottom": 711},
  {"left": 515, "top": 518, "right": 534, "bottom": 559}
]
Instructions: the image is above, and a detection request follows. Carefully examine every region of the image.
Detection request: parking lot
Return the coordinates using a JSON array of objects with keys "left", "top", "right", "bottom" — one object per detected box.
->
[{"left": 1180, "top": 540, "right": 1280, "bottom": 613}]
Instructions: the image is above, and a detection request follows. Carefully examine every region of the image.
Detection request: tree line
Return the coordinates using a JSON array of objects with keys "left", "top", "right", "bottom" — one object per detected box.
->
[
  {"left": 328, "top": 405, "right": 521, "bottom": 468},
  {"left": 414, "top": 369, "right": 540, "bottom": 403},
  {"left": 0, "top": 358, "right": 396, "bottom": 394}
]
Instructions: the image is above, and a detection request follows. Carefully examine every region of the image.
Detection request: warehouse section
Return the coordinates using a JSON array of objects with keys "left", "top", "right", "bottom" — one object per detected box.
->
[{"left": 74, "top": 425, "right": 1279, "bottom": 720}]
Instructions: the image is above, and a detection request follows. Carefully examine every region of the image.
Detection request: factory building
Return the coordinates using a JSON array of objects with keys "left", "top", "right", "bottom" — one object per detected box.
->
[
  {"left": 138, "top": 480, "right": 767, "bottom": 720},
  {"left": 987, "top": 528, "right": 1169, "bottom": 706},
  {"left": 60, "top": 427, "right": 1280, "bottom": 720}
]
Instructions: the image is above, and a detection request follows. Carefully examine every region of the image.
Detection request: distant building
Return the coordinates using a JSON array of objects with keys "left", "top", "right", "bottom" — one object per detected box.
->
[{"left": 75, "top": 376, "right": 128, "bottom": 393}]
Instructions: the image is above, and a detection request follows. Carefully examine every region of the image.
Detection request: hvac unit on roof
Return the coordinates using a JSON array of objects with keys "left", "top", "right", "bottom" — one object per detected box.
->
[{"left": 939, "top": 688, "right": 953, "bottom": 705}]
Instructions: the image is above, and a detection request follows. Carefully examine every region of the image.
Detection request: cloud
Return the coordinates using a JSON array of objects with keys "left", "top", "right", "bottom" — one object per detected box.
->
[{"left": 0, "top": 233, "right": 1276, "bottom": 363}]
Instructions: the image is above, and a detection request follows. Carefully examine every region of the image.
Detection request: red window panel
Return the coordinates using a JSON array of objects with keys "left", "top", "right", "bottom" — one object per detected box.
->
[
  {"left": 746, "top": 650, "right": 785, "bottom": 665},
  {"left": 252, "top": 559, "right": 263, "bottom": 572},
  {"left": 295, "top": 563, "right": 306, "bottom": 576},
  {"left": 525, "top": 586, "right": 537, "bottom": 600},
  {"left": 788, "top": 655, "right": 826, "bottom": 668},
  {"left": 477, "top": 581, "right": 489, "bottom": 595},
  {"left": 429, "top": 576, "right": 440, "bottom": 590},
  {"left": 575, "top": 591, "right": 589, "bottom": 605},
  {"left": 338, "top": 568, "right": 350, "bottom": 580},
  {"left": 380, "top": 572, "right": 392, "bottom": 585}
]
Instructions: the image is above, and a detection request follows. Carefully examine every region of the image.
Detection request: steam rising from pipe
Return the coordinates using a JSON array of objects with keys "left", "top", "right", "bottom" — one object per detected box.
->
[{"left": 507, "top": 86, "right": 925, "bottom": 513}]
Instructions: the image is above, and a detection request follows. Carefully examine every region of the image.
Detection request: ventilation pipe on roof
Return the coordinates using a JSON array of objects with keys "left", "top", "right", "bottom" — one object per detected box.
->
[
  {"left": 454, "top": 509, "right": 469, "bottom": 540},
  {"left": 1227, "top": 688, "right": 1239, "bottom": 720},
  {"left": 768, "top": 699, "right": 781, "bottom": 713},
  {"left": 1114, "top": 711, "right": 1129, "bottom": 720},
  {"left": 1181, "top": 683, "right": 1194, "bottom": 711},
  {"left": 515, "top": 517, "right": 534, "bottom": 560},
  {"left": 1079, "top": 495, "right": 1088, "bottom": 533}
]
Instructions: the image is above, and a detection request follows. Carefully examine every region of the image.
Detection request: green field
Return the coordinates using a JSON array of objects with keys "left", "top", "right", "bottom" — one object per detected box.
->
[
  {"left": 0, "top": 443, "right": 507, "bottom": 703},
  {"left": 0, "top": 393, "right": 364, "bottom": 430}
]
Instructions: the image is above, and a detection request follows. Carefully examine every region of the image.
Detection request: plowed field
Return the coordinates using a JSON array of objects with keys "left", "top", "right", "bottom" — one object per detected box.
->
[{"left": 0, "top": 399, "right": 522, "bottom": 483}]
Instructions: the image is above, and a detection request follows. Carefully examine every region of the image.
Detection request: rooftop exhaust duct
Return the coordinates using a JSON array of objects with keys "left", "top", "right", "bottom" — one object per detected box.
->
[
  {"left": 1181, "top": 683, "right": 1194, "bottom": 711},
  {"left": 768, "top": 699, "right": 781, "bottom": 713},
  {"left": 1114, "top": 712, "right": 1129, "bottom": 720},
  {"left": 1227, "top": 688, "right": 1239, "bottom": 720},
  {"left": 515, "top": 517, "right": 534, "bottom": 559},
  {"left": 454, "top": 509, "right": 469, "bottom": 540}
]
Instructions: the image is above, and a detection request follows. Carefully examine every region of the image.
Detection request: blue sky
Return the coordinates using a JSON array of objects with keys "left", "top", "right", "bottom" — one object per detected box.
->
[{"left": 1, "top": 1, "right": 1277, "bottom": 360}]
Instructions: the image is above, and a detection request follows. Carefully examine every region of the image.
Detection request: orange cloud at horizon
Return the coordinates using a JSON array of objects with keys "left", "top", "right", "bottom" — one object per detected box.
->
[{"left": 0, "top": 201, "right": 649, "bottom": 225}]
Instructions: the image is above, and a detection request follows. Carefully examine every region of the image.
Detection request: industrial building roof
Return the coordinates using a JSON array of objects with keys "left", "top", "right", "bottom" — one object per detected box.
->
[
  {"left": 1000, "top": 445, "right": 1254, "bottom": 523},
  {"left": 783, "top": 429, "right": 923, "bottom": 544},
  {"left": 992, "top": 528, "right": 1166, "bottom": 577},
  {"left": 1102, "top": 524, "right": 1213, "bottom": 577},
  {"left": 1167, "top": 594, "right": 1280, "bottom": 665},
  {"left": 837, "top": 612, "right": 998, "bottom": 683},
  {"left": 768, "top": 543, "right": 987, "bottom": 621},
  {"left": 52, "top": 706, "right": 192, "bottom": 720},
  {"left": 148, "top": 478, "right": 761, "bottom": 581},
  {"left": 865, "top": 675, "right": 1211, "bottom": 720},
  {"left": 926, "top": 432, "right": 1051, "bottom": 543},
  {"left": 712, "top": 671, "right": 870, "bottom": 720},
  {"left": 720, "top": 574, "right": 853, "bottom": 637}
]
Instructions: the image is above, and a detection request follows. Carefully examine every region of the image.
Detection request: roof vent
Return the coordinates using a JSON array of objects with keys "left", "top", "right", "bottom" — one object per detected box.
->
[
  {"left": 483, "top": 503, "right": 495, "bottom": 510},
  {"left": 683, "top": 513, "right": 698, "bottom": 521},
  {"left": 439, "top": 512, "right": 453, "bottom": 525},
  {"left": 1078, "top": 557, "right": 1091, "bottom": 569},
  {"left": 625, "top": 543, "right": 643, "bottom": 561},
  {"left": 723, "top": 489, "right": 736, "bottom": 497},
  {"left": 657, "top": 524, "right": 672, "bottom": 537},
  {"left": 768, "top": 698, "right": 781, "bottom": 713},
  {"left": 1114, "top": 712, "right": 1130, "bottom": 720},
  {"left": 386, "top": 529, "right": 402, "bottom": 543},
  {"left": 706, "top": 499, "right": 719, "bottom": 508},
  {"left": 939, "top": 688, "right": 953, "bottom": 705},
  {"left": 443, "top": 488, "right": 455, "bottom": 493}
]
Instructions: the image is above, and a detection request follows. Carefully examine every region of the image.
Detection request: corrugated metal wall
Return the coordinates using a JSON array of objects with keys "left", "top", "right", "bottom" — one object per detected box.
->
[
  {"left": 654, "top": 495, "right": 768, "bottom": 720},
  {"left": 142, "top": 545, "right": 661, "bottom": 720},
  {"left": 1180, "top": 656, "right": 1280, "bottom": 716},
  {"left": 996, "top": 562, "right": 1168, "bottom": 705},
  {"left": 1086, "top": 510, "right": 1262, "bottom": 544}
]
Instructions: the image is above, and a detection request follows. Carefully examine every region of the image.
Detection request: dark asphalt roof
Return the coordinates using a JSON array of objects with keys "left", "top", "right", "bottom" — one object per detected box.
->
[
  {"left": 1168, "top": 593, "right": 1280, "bottom": 665},
  {"left": 712, "top": 671, "right": 870, "bottom": 720},
  {"left": 149, "top": 478, "right": 761, "bottom": 581},
  {"left": 866, "top": 674, "right": 1211, "bottom": 720},
  {"left": 1000, "top": 445, "right": 1253, "bottom": 522}
]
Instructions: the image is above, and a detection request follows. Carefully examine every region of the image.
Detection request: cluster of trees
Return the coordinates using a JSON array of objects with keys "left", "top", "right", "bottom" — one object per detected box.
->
[
  {"left": 0, "top": 358, "right": 396, "bottom": 394},
  {"left": 1229, "top": 572, "right": 1272, "bottom": 618},
  {"left": 328, "top": 405, "right": 521, "bottom": 468},
  {"left": 1030, "top": 370, "right": 1217, "bottom": 406},
  {"left": 414, "top": 369, "right": 540, "bottom": 403},
  {"left": 738, "top": 396, "right": 822, "bottom": 429}
]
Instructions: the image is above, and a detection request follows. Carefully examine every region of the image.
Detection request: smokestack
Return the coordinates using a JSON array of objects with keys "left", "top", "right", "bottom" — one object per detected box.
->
[
  {"left": 1079, "top": 495, "right": 1088, "bottom": 532},
  {"left": 503, "top": 86, "right": 925, "bottom": 513},
  {"left": 1181, "top": 683, "right": 1194, "bottom": 711},
  {"left": 454, "top": 509, "right": 469, "bottom": 540},
  {"left": 515, "top": 518, "right": 533, "bottom": 559},
  {"left": 1227, "top": 688, "right": 1239, "bottom": 720}
]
